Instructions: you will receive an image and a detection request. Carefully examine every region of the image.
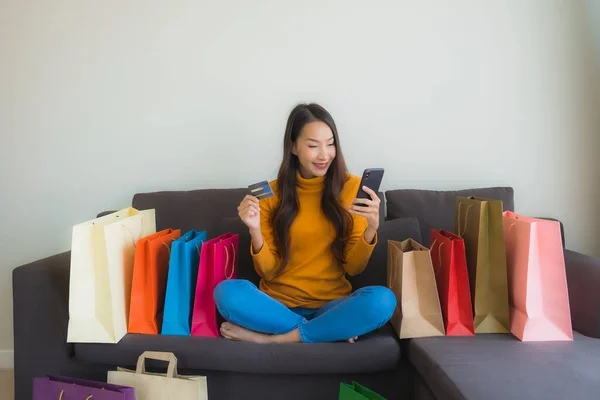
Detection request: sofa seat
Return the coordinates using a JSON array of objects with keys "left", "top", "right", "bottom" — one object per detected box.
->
[
  {"left": 409, "top": 332, "right": 600, "bottom": 400},
  {"left": 74, "top": 324, "right": 401, "bottom": 375}
]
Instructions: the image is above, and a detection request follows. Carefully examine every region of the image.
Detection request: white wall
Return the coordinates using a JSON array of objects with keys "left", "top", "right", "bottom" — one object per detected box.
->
[{"left": 1, "top": 0, "right": 599, "bottom": 361}]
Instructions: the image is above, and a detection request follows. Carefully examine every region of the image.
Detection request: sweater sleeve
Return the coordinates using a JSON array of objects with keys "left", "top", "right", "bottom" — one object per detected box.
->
[
  {"left": 250, "top": 197, "right": 281, "bottom": 280},
  {"left": 342, "top": 213, "right": 378, "bottom": 276}
]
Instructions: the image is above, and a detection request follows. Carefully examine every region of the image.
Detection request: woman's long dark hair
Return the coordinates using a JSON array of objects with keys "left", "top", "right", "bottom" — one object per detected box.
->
[{"left": 271, "top": 103, "right": 353, "bottom": 275}]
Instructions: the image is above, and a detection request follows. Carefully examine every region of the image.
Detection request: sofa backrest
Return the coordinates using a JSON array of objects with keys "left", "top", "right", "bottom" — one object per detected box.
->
[
  {"left": 132, "top": 187, "right": 260, "bottom": 284},
  {"left": 131, "top": 188, "right": 389, "bottom": 288},
  {"left": 384, "top": 187, "right": 515, "bottom": 246},
  {"left": 132, "top": 188, "right": 248, "bottom": 236}
]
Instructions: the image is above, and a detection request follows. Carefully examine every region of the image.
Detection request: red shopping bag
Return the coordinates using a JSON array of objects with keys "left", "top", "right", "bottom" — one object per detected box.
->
[
  {"left": 430, "top": 229, "right": 475, "bottom": 336},
  {"left": 191, "top": 233, "right": 239, "bottom": 337}
]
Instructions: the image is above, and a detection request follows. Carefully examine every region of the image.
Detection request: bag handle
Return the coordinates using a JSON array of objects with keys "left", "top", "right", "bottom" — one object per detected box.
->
[
  {"left": 457, "top": 203, "right": 474, "bottom": 237},
  {"left": 224, "top": 243, "right": 236, "bottom": 279},
  {"left": 429, "top": 239, "right": 445, "bottom": 275},
  {"left": 161, "top": 242, "right": 171, "bottom": 256},
  {"left": 195, "top": 240, "right": 204, "bottom": 256},
  {"left": 121, "top": 218, "right": 145, "bottom": 248},
  {"left": 506, "top": 222, "right": 517, "bottom": 247},
  {"left": 58, "top": 390, "right": 94, "bottom": 400},
  {"left": 136, "top": 351, "right": 178, "bottom": 379}
]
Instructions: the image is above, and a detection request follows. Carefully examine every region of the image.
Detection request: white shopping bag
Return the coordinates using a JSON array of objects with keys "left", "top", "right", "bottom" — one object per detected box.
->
[
  {"left": 67, "top": 207, "right": 156, "bottom": 343},
  {"left": 108, "top": 351, "right": 208, "bottom": 400}
]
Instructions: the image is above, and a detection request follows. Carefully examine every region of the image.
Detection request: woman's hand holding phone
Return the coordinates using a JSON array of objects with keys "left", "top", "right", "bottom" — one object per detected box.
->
[{"left": 350, "top": 186, "right": 381, "bottom": 232}]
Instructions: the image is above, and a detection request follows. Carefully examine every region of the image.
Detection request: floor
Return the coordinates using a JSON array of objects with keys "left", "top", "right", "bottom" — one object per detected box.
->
[{"left": 0, "top": 370, "right": 14, "bottom": 400}]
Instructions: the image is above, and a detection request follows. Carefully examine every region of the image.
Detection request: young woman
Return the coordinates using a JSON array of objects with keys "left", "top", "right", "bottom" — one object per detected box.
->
[{"left": 214, "top": 103, "right": 396, "bottom": 344}]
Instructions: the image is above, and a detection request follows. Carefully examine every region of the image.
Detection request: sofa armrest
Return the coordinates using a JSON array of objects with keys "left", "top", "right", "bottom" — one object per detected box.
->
[
  {"left": 12, "top": 252, "right": 77, "bottom": 400},
  {"left": 565, "top": 249, "right": 600, "bottom": 338}
]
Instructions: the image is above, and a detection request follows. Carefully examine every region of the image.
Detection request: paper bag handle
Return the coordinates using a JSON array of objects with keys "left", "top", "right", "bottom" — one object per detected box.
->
[
  {"left": 58, "top": 390, "right": 94, "bottom": 400},
  {"left": 224, "top": 243, "right": 236, "bottom": 279},
  {"left": 136, "top": 351, "right": 178, "bottom": 378},
  {"left": 429, "top": 239, "right": 445, "bottom": 275},
  {"left": 457, "top": 203, "right": 474, "bottom": 237},
  {"left": 121, "top": 218, "right": 145, "bottom": 248},
  {"left": 195, "top": 240, "right": 204, "bottom": 256},
  {"left": 507, "top": 222, "right": 517, "bottom": 236}
]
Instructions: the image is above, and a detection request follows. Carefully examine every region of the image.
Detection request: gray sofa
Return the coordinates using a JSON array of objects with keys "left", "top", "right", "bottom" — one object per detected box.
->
[{"left": 12, "top": 185, "right": 600, "bottom": 400}]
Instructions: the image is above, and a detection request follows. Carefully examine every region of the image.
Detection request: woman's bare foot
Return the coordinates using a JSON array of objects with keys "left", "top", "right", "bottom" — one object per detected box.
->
[
  {"left": 220, "top": 322, "right": 302, "bottom": 344},
  {"left": 220, "top": 322, "right": 271, "bottom": 343}
]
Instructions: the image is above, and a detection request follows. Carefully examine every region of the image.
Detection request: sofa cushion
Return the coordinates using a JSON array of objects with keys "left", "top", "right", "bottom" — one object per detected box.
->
[
  {"left": 385, "top": 187, "right": 514, "bottom": 246},
  {"left": 74, "top": 324, "right": 401, "bottom": 375},
  {"left": 409, "top": 332, "right": 600, "bottom": 400},
  {"left": 348, "top": 217, "right": 421, "bottom": 290}
]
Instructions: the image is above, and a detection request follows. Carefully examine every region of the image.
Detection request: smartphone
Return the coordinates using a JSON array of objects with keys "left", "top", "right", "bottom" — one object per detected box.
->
[{"left": 356, "top": 168, "right": 384, "bottom": 202}]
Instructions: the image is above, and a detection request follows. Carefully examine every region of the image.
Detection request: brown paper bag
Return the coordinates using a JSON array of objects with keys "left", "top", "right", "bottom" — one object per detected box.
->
[
  {"left": 456, "top": 196, "right": 510, "bottom": 333},
  {"left": 387, "top": 239, "right": 445, "bottom": 339}
]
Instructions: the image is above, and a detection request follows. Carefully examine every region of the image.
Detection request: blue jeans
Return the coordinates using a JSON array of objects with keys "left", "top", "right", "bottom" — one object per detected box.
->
[{"left": 213, "top": 279, "right": 396, "bottom": 343}]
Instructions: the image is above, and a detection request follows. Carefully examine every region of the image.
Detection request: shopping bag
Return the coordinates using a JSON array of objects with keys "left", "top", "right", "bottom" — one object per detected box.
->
[
  {"left": 387, "top": 238, "right": 445, "bottom": 339},
  {"left": 191, "top": 233, "right": 239, "bottom": 337},
  {"left": 162, "top": 229, "right": 208, "bottom": 336},
  {"left": 33, "top": 375, "right": 135, "bottom": 400},
  {"left": 108, "top": 351, "right": 207, "bottom": 400},
  {"left": 456, "top": 196, "right": 510, "bottom": 334},
  {"left": 503, "top": 211, "right": 573, "bottom": 341},
  {"left": 128, "top": 228, "right": 182, "bottom": 334},
  {"left": 67, "top": 207, "right": 156, "bottom": 343},
  {"left": 430, "top": 229, "right": 475, "bottom": 336},
  {"left": 339, "top": 381, "right": 386, "bottom": 400}
]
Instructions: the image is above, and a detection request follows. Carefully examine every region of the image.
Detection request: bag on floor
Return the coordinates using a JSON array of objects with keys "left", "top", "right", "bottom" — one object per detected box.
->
[
  {"left": 387, "top": 238, "right": 445, "bottom": 339},
  {"left": 162, "top": 229, "right": 208, "bottom": 336},
  {"left": 67, "top": 207, "right": 156, "bottom": 343},
  {"left": 107, "top": 351, "right": 208, "bottom": 400},
  {"left": 503, "top": 211, "right": 573, "bottom": 341},
  {"left": 339, "top": 381, "right": 386, "bottom": 400},
  {"left": 128, "top": 228, "right": 182, "bottom": 334},
  {"left": 33, "top": 375, "right": 135, "bottom": 400},
  {"left": 430, "top": 229, "right": 475, "bottom": 336},
  {"left": 191, "top": 233, "right": 239, "bottom": 337},
  {"left": 456, "top": 196, "right": 510, "bottom": 333}
]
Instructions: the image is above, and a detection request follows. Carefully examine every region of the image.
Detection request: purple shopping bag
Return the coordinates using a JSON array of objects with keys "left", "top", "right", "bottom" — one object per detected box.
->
[{"left": 33, "top": 375, "right": 135, "bottom": 400}]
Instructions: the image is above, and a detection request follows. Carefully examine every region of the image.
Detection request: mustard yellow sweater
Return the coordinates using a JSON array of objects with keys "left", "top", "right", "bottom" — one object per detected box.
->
[{"left": 251, "top": 172, "right": 377, "bottom": 308}]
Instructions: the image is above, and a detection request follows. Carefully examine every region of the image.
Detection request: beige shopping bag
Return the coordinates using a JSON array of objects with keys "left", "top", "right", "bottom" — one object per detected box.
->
[
  {"left": 67, "top": 207, "right": 156, "bottom": 343},
  {"left": 387, "top": 239, "right": 445, "bottom": 338},
  {"left": 108, "top": 351, "right": 208, "bottom": 400}
]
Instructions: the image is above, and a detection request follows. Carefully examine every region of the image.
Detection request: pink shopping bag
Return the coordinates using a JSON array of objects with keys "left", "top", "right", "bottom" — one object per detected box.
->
[
  {"left": 503, "top": 211, "right": 573, "bottom": 341},
  {"left": 191, "top": 233, "right": 239, "bottom": 337}
]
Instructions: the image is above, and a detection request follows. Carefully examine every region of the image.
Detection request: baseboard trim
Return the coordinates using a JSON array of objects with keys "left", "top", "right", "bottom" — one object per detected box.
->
[{"left": 0, "top": 350, "right": 14, "bottom": 369}]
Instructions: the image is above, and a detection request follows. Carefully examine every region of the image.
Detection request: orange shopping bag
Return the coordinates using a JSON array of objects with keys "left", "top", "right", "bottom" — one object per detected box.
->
[{"left": 128, "top": 228, "right": 181, "bottom": 334}]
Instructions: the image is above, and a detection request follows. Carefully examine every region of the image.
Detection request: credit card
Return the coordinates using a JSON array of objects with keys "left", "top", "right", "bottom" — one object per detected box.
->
[{"left": 248, "top": 180, "right": 274, "bottom": 200}]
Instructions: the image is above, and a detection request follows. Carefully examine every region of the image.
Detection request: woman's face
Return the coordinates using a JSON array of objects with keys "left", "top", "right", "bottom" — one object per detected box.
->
[{"left": 293, "top": 121, "right": 337, "bottom": 179}]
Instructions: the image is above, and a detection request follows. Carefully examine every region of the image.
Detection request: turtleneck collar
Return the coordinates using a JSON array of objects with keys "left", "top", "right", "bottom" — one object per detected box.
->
[{"left": 296, "top": 170, "right": 326, "bottom": 191}]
